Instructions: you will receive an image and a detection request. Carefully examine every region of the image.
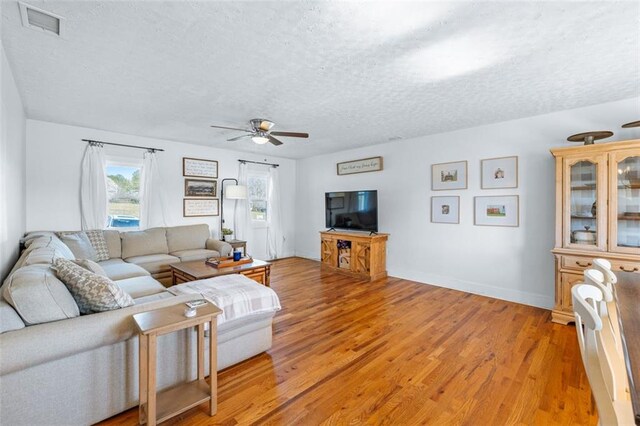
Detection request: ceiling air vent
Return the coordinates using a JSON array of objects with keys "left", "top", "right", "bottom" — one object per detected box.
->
[{"left": 19, "top": 2, "right": 64, "bottom": 37}]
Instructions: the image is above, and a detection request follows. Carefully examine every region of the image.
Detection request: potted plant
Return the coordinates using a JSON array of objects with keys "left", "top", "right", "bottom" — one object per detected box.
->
[{"left": 221, "top": 227, "right": 233, "bottom": 241}]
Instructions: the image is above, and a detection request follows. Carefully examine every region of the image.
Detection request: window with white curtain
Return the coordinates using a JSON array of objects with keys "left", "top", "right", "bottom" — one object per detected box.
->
[
  {"left": 105, "top": 158, "right": 142, "bottom": 229},
  {"left": 247, "top": 171, "right": 269, "bottom": 225}
]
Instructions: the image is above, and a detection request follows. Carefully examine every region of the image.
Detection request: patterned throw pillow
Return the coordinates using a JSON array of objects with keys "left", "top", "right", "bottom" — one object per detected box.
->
[
  {"left": 84, "top": 230, "right": 110, "bottom": 262},
  {"left": 53, "top": 258, "right": 134, "bottom": 314}
]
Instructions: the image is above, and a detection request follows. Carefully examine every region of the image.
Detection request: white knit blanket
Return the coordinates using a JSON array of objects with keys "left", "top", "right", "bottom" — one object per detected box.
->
[{"left": 167, "top": 274, "right": 281, "bottom": 325}]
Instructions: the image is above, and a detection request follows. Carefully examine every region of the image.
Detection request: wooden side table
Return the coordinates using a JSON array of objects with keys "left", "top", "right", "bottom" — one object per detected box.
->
[
  {"left": 225, "top": 239, "right": 247, "bottom": 256},
  {"left": 133, "top": 302, "right": 222, "bottom": 426}
]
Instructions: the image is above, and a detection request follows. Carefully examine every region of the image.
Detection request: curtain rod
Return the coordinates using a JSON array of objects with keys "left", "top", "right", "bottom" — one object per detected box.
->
[
  {"left": 82, "top": 139, "right": 165, "bottom": 152},
  {"left": 238, "top": 159, "right": 279, "bottom": 168}
]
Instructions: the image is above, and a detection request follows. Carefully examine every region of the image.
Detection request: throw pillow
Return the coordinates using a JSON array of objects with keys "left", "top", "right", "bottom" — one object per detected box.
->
[
  {"left": 72, "top": 259, "right": 108, "bottom": 277},
  {"left": 53, "top": 258, "right": 134, "bottom": 314},
  {"left": 57, "top": 232, "right": 97, "bottom": 261},
  {"left": 84, "top": 230, "right": 110, "bottom": 262}
]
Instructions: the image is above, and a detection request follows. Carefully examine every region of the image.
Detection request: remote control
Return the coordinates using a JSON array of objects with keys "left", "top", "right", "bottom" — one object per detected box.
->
[{"left": 185, "top": 299, "right": 207, "bottom": 309}]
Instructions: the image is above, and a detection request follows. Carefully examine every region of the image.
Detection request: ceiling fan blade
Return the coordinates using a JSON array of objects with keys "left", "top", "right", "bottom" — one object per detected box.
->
[
  {"left": 268, "top": 135, "right": 284, "bottom": 146},
  {"left": 227, "top": 134, "right": 252, "bottom": 142},
  {"left": 211, "top": 125, "right": 252, "bottom": 132},
  {"left": 270, "top": 131, "right": 309, "bottom": 138}
]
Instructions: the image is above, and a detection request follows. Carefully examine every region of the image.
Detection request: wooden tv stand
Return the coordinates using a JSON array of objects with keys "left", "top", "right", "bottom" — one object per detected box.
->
[{"left": 319, "top": 231, "right": 388, "bottom": 281}]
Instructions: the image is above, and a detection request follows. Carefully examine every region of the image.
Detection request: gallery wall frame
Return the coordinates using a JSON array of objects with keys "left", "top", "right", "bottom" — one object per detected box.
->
[
  {"left": 183, "top": 198, "right": 219, "bottom": 217},
  {"left": 184, "top": 178, "right": 217, "bottom": 197},
  {"left": 431, "top": 196, "right": 460, "bottom": 224},
  {"left": 431, "top": 160, "right": 468, "bottom": 190},
  {"left": 183, "top": 157, "right": 218, "bottom": 179},
  {"left": 481, "top": 156, "right": 518, "bottom": 189},
  {"left": 474, "top": 195, "right": 519, "bottom": 227}
]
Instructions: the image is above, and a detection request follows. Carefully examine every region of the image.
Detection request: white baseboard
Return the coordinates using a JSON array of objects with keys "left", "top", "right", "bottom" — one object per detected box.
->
[{"left": 293, "top": 254, "right": 553, "bottom": 310}]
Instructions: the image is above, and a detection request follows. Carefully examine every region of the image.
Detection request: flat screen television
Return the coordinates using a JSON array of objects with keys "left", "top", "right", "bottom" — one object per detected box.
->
[{"left": 325, "top": 190, "right": 378, "bottom": 232}]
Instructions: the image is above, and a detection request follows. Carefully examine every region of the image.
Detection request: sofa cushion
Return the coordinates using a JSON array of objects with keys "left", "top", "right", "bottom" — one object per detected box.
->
[
  {"left": 124, "top": 254, "right": 180, "bottom": 274},
  {"left": 58, "top": 232, "right": 97, "bottom": 260},
  {"left": 115, "top": 276, "right": 167, "bottom": 299},
  {"left": 103, "top": 230, "right": 121, "bottom": 259},
  {"left": 73, "top": 259, "right": 108, "bottom": 277},
  {"left": 165, "top": 224, "right": 210, "bottom": 253},
  {"left": 2, "top": 265, "right": 80, "bottom": 325},
  {"left": 23, "top": 247, "right": 64, "bottom": 266},
  {"left": 169, "top": 248, "right": 219, "bottom": 262},
  {"left": 133, "top": 291, "right": 174, "bottom": 305},
  {"left": 99, "top": 258, "right": 150, "bottom": 281},
  {"left": 0, "top": 300, "right": 25, "bottom": 333},
  {"left": 120, "top": 228, "right": 168, "bottom": 259},
  {"left": 53, "top": 258, "right": 134, "bottom": 314}
]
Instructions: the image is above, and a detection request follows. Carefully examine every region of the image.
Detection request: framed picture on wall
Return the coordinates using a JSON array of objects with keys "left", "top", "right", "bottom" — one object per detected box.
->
[
  {"left": 183, "top": 157, "right": 218, "bottom": 178},
  {"left": 474, "top": 195, "right": 519, "bottom": 227},
  {"left": 184, "top": 179, "right": 217, "bottom": 197},
  {"left": 183, "top": 198, "right": 219, "bottom": 217},
  {"left": 481, "top": 156, "right": 518, "bottom": 189},
  {"left": 431, "top": 196, "right": 460, "bottom": 224},
  {"left": 431, "top": 161, "right": 467, "bottom": 190}
]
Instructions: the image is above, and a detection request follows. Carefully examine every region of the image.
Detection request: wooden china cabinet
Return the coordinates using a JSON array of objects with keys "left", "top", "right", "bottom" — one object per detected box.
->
[{"left": 551, "top": 139, "right": 640, "bottom": 324}]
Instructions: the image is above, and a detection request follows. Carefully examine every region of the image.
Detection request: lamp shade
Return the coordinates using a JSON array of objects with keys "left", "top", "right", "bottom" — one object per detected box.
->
[{"left": 225, "top": 184, "right": 247, "bottom": 200}]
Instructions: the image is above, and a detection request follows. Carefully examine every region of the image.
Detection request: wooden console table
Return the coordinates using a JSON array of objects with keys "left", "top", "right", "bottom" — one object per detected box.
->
[
  {"left": 319, "top": 231, "right": 388, "bottom": 281},
  {"left": 133, "top": 302, "right": 222, "bottom": 426}
]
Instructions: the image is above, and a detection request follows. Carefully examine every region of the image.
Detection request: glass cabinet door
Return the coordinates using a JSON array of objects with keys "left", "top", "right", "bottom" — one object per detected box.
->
[
  {"left": 610, "top": 150, "right": 640, "bottom": 253},
  {"left": 563, "top": 154, "right": 607, "bottom": 250}
]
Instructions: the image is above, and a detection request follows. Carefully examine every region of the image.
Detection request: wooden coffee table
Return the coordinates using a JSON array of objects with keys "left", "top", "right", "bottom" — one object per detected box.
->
[{"left": 170, "top": 259, "right": 271, "bottom": 286}]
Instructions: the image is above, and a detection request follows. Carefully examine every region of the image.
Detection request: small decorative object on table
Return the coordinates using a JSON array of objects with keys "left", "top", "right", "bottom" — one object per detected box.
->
[
  {"left": 206, "top": 256, "right": 253, "bottom": 268},
  {"left": 221, "top": 228, "right": 233, "bottom": 241},
  {"left": 233, "top": 250, "right": 242, "bottom": 261}
]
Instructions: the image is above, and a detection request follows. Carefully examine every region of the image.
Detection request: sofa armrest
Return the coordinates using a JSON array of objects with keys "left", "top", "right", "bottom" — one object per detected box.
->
[
  {"left": 206, "top": 239, "right": 232, "bottom": 256},
  {"left": 0, "top": 293, "right": 200, "bottom": 376}
]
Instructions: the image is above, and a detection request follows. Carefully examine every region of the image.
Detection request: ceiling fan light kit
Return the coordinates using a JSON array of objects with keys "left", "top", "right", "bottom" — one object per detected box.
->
[{"left": 211, "top": 118, "right": 309, "bottom": 147}]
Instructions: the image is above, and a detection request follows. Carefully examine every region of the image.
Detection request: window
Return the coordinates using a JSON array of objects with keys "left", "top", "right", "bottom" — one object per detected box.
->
[
  {"left": 247, "top": 172, "right": 268, "bottom": 222},
  {"left": 106, "top": 162, "right": 142, "bottom": 229}
]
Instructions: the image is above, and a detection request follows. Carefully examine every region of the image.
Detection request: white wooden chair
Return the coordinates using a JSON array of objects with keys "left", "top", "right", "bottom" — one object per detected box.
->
[{"left": 572, "top": 284, "right": 634, "bottom": 425}]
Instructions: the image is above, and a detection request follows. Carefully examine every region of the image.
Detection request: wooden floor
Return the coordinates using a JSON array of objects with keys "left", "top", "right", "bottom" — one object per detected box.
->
[{"left": 101, "top": 257, "right": 597, "bottom": 425}]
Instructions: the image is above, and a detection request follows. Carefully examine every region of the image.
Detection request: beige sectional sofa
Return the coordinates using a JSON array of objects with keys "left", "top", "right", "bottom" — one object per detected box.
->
[{"left": 0, "top": 224, "right": 277, "bottom": 426}]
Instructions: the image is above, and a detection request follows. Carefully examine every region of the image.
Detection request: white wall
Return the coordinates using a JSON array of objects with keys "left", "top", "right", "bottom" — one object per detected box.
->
[
  {"left": 295, "top": 97, "right": 640, "bottom": 309},
  {"left": 25, "top": 120, "right": 297, "bottom": 260},
  {"left": 0, "top": 44, "right": 26, "bottom": 281}
]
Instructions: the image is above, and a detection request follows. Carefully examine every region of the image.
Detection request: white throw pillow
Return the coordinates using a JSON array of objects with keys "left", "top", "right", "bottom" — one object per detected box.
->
[
  {"left": 57, "top": 232, "right": 97, "bottom": 261},
  {"left": 72, "top": 259, "right": 108, "bottom": 277},
  {"left": 53, "top": 258, "right": 134, "bottom": 314}
]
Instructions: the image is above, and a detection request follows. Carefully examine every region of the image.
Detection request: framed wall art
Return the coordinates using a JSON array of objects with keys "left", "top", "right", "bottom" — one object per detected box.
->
[
  {"left": 431, "top": 160, "right": 467, "bottom": 190},
  {"left": 431, "top": 196, "right": 460, "bottom": 224},
  {"left": 474, "top": 195, "right": 519, "bottom": 227},
  {"left": 183, "top": 198, "right": 219, "bottom": 217},
  {"left": 184, "top": 179, "right": 217, "bottom": 197},
  {"left": 183, "top": 157, "right": 218, "bottom": 179},
  {"left": 337, "top": 156, "right": 383, "bottom": 175},
  {"left": 481, "top": 156, "right": 518, "bottom": 189}
]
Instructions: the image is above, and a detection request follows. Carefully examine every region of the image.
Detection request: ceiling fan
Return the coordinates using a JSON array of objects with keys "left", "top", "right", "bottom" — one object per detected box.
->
[{"left": 210, "top": 119, "right": 309, "bottom": 146}]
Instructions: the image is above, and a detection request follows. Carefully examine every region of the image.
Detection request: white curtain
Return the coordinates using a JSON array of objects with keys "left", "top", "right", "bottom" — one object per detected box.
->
[
  {"left": 139, "top": 150, "right": 168, "bottom": 229},
  {"left": 267, "top": 166, "right": 284, "bottom": 259},
  {"left": 234, "top": 162, "right": 252, "bottom": 245},
  {"left": 80, "top": 143, "right": 108, "bottom": 230}
]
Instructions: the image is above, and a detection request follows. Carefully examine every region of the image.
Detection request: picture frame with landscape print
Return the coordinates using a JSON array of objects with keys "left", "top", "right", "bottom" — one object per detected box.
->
[
  {"left": 431, "top": 161, "right": 467, "bottom": 190},
  {"left": 481, "top": 156, "right": 518, "bottom": 189},
  {"left": 474, "top": 195, "right": 519, "bottom": 227},
  {"left": 431, "top": 196, "right": 460, "bottom": 224},
  {"left": 184, "top": 179, "right": 217, "bottom": 197}
]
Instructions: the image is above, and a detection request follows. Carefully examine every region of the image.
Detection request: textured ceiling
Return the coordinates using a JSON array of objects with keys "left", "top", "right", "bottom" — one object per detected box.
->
[{"left": 1, "top": 1, "right": 639, "bottom": 159}]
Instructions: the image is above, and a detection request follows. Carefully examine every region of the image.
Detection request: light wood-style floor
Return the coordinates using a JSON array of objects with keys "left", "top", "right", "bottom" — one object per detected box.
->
[{"left": 101, "top": 257, "right": 596, "bottom": 425}]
